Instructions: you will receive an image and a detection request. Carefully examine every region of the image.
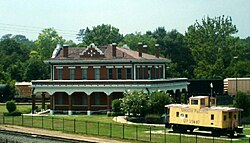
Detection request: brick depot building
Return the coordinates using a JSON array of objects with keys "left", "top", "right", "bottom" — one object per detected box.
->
[{"left": 32, "top": 43, "right": 188, "bottom": 115}]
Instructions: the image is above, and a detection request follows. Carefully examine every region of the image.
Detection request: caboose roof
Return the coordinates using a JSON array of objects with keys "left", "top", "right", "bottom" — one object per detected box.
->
[{"left": 165, "top": 104, "right": 243, "bottom": 112}]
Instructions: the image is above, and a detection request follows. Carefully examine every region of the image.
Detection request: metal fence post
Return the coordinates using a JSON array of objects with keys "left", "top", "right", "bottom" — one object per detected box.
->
[
  {"left": 32, "top": 115, "right": 33, "bottom": 127},
  {"left": 150, "top": 126, "right": 151, "bottom": 142},
  {"left": 195, "top": 134, "right": 197, "bottom": 143},
  {"left": 179, "top": 132, "right": 181, "bottom": 143},
  {"left": 97, "top": 122, "right": 99, "bottom": 136},
  {"left": 63, "top": 118, "right": 64, "bottom": 132},
  {"left": 85, "top": 121, "right": 87, "bottom": 134},
  {"left": 136, "top": 126, "right": 138, "bottom": 141},
  {"left": 12, "top": 116, "right": 14, "bottom": 125},
  {"left": 52, "top": 117, "right": 54, "bottom": 130},
  {"left": 21, "top": 114, "right": 23, "bottom": 126},
  {"left": 123, "top": 124, "right": 124, "bottom": 139},
  {"left": 248, "top": 137, "right": 250, "bottom": 143},
  {"left": 164, "top": 128, "right": 166, "bottom": 143},
  {"left": 110, "top": 123, "right": 112, "bottom": 138},
  {"left": 73, "top": 119, "right": 76, "bottom": 133},
  {"left": 42, "top": 116, "right": 43, "bottom": 128}
]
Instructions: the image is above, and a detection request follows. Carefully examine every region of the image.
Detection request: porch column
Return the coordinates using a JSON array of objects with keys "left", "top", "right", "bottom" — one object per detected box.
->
[
  {"left": 32, "top": 94, "right": 36, "bottom": 114},
  {"left": 41, "top": 92, "right": 45, "bottom": 111},
  {"left": 50, "top": 95, "right": 54, "bottom": 115},
  {"left": 107, "top": 95, "right": 110, "bottom": 111},
  {"left": 87, "top": 95, "right": 91, "bottom": 115},
  {"left": 68, "top": 95, "right": 72, "bottom": 115}
]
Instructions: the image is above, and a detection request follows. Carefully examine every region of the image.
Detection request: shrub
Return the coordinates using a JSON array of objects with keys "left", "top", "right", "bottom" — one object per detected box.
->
[
  {"left": 3, "top": 110, "right": 22, "bottom": 116},
  {"left": 107, "top": 111, "right": 124, "bottom": 117},
  {"left": 145, "top": 114, "right": 164, "bottom": 124},
  {"left": 112, "top": 99, "right": 121, "bottom": 112},
  {"left": 6, "top": 100, "right": 16, "bottom": 113}
]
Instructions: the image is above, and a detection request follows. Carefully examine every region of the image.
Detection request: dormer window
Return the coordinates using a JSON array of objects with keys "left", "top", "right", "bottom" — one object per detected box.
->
[{"left": 80, "top": 43, "right": 104, "bottom": 58}]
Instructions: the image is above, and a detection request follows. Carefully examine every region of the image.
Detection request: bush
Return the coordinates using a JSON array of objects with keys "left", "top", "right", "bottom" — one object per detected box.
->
[
  {"left": 112, "top": 99, "right": 121, "bottom": 112},
  {"left": 6, "top": 100, "right": 16, "bottom": 113},
  {"left": 145, "top": 114, "right": 164, "bottom": 124},
  {"left": 127, "top": 117, "right": 145, "bottom": 123},
  {"left": 4, "top": 110, "right": 22, "bottom": 116}
]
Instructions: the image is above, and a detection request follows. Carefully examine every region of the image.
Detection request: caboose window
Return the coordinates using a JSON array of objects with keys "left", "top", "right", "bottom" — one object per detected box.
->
[
  {"left": 223, "top": 115, "right": 226, "bottom": 121},
  {"left": 234, "top": 114, "right": 237, "bottom": 119},
  {"left": 200, "top": 99, "right": 205, "bottom": 105},
  {"left": 176, "top": 112, "right": 179, "bottom": 117},
  {"left": 229, "top": 112, "right": 232, "bottom": 119},
  {"left": 191, "top": 100, "right": 198, "bottom": 105},
  {"left": 211, "top": 114, "right": 214, "bottom": 120}
]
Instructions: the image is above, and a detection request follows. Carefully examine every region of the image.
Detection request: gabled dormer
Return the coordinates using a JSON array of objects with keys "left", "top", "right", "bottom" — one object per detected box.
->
[{"left": 80, "top": 43, "right": 105, "bottom": 58}]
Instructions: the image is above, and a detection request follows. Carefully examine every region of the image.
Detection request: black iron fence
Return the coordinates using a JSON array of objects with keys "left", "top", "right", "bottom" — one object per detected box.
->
[{"left": 0, "top": 113, "right": 249, "bottom": 143}]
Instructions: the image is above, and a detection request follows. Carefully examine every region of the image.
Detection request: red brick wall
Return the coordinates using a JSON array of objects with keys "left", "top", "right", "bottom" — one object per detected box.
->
[
  {"left": 100, "top": 66, "right": 107, "bottom": 80},
  {"left": 87, "top": 66, "right": 94, "bottom": 80},
  {"left": 75, "top": 66, "right": 82, "bottom": 80}
]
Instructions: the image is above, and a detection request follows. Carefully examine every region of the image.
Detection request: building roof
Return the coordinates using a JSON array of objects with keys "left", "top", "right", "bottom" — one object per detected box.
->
[{"left": 46, "top": 44, "right": 169, "bottom": 63}]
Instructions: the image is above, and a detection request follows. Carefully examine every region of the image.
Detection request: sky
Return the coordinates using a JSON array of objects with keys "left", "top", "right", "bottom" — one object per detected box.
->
[{"left": 0, "top": 0, "right": 250, "bottom": 42}]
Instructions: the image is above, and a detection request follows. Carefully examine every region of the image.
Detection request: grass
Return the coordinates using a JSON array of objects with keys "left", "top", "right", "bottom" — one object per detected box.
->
[
  {"left": 0, "top": 104, "right": 249, "bottom": 142},
  {"left": 0, "top": 103, "right": 33, "bottom": 113}
]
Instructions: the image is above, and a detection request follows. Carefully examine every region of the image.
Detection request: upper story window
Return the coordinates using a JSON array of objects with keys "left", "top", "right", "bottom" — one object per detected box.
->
[
  {"left": 95, "top": 68, "right": 100, "bottom": 80},
  {"left": 117, "top": 68, "right": 122, "bottom": 79},
  {"left": 141, "top": 66, "right": 145, "bottom": 79},
  {"left": 148, "top": 66, "right": 152, "bottom": 79},
  {"left": 126, "top": 68, "right": 132, "bottom": 79},
  {"left": 200, "top": 99, "right": 205, "bottom": 105},
  {"left": 108, "top": 68, "right": 113, "bottom": 79},
  {"left": 57, "top": 68, "right": 62, "bottom": 80},
  {"left": 136, "top": 66, "right": 140, "bottom": 79},
  {"left": 69, "top": 68, "right": 75, "bottom": 80},
  {"left": 82, "top": 67, "right": 87, "bottom": 80}
]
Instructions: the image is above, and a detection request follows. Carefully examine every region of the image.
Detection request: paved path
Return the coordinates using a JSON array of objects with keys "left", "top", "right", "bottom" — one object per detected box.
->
[
  {"left": 113, "top": 116, "right": 165, "bottom": 127},
  {"left": 0, "top": 125, "right": 129, "bottom": 143}
]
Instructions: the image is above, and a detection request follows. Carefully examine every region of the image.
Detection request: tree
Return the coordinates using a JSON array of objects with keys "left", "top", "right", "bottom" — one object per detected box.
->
[
  {"left": 35, "top": 28, "right": 65, "bottom": 59},
  {"left": 185, "top": 16, "right": 238, "bottom": 79},
  {"left": 148, "top": 91, "right": 171, "bottom": 115},
  {"left": 77, "top": 24, "right": 124, "bottom": 46},
  {"left": 120, "top": 91, "right": 149, "bottom": 117},
  {"left": 234, "top": 92, "right": 250, "bottom": 117}
]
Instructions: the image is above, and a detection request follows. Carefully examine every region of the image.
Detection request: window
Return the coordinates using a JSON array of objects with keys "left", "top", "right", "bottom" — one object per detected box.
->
[
  {"left": 185, "top": 114, "right": 188, "bottom": 118},
  {"left": 200, "top": 99, "right": 205, "bottom": 105},
  {"left": 95, "top": 68, "right": 100, "bottom": 80},
  {"left": 176, "top": 112, "right": 179, "bottom": 117},
  {"left": 117, "top": 68, "right": 122, "bottom": 79},
  {"left": 141, "top": 68, "right": 145, "bottom": 79},
  {"left": 95, "top": 93, "right": 100, "bottom": 105},
  {"left": 69, "top": 69, "right": 75, "bottom": 80},
  {"left": 148, "top": 68, "right": 151, "bottom": 79},
  {"left": 211, "top": 114, "right": 214, "bottom": 120},
  {"left": 136, "top": 67, "right": 140, "bottom": 79},
  {"left": 224, "top": 115, "right": 226, "bottom": 121},
  {"left": 82, "top": 68, "right": 87, "bottom": 80},
  {"left": 191, "top": 100, "right": 198, "bottom": 105},
  {"left": 234, "top": 114, "right": 237, "bottom": 120},
  {"left": 229, "top": 112, "right": 232, "bottom": 119},
  {"left": 126, "top": 68, "right": 132, "bottom": 79},
  {"left": 57, "top": 69, "right": 62, "bottom": 80},
  {"left": 108, "top": 68, "right": 113, "bottom": 79}
]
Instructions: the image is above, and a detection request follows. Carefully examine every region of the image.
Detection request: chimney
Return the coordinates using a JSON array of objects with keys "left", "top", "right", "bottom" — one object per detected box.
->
[
  {"left": 112, "top": 43, "right": 117, "bottom": 57},
  {"left": 143, "top": 45, "right": 148, "bottom": 53},
  {"left": 155, "top": 44, "right": 160, "bottom": 58},
  {"left": 63, "top": 45, "right": 69, "bottom": 58},
  {"left": 138, "top": 42, "right": 143, "bottom": 57}
]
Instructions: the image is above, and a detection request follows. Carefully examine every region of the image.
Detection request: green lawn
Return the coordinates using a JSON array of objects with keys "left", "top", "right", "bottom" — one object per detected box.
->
[
  {"left": 0, "top": 104, "right": 33, "bottom": 113},
  {"left": 0, "top": 104, "right": 249, "bottom": 143}
]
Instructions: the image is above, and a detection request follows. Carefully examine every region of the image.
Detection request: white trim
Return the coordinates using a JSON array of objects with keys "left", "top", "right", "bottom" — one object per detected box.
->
[
  {"left": 124, "top": 66, "right": 132, "bottom": 68},
  {"left": 136, "top": 65, "right": 140, "bottom": 68},
  {"left": 81, "top": 66, "right": 88, "bottom": 69},
  {"left": 115, "top": 66, "right": 122, "bottom": 68},
  {"left": 148, "top": 66, "right": 152, "bottom": 68},
  {"left": 106, "top": 66, "right": 113, "bottom": 69},
  {"left": 142, "top": 65, "right": 145, "bottom": 68},
  {"left": 69, "top": 67, "right": 75, "bottom": 69},
  {"left": 93, "top": 66, "right": 100, "bottom": 69},
  {"left": 56, "top": 67, "right": 63, "bottom": 69}
]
